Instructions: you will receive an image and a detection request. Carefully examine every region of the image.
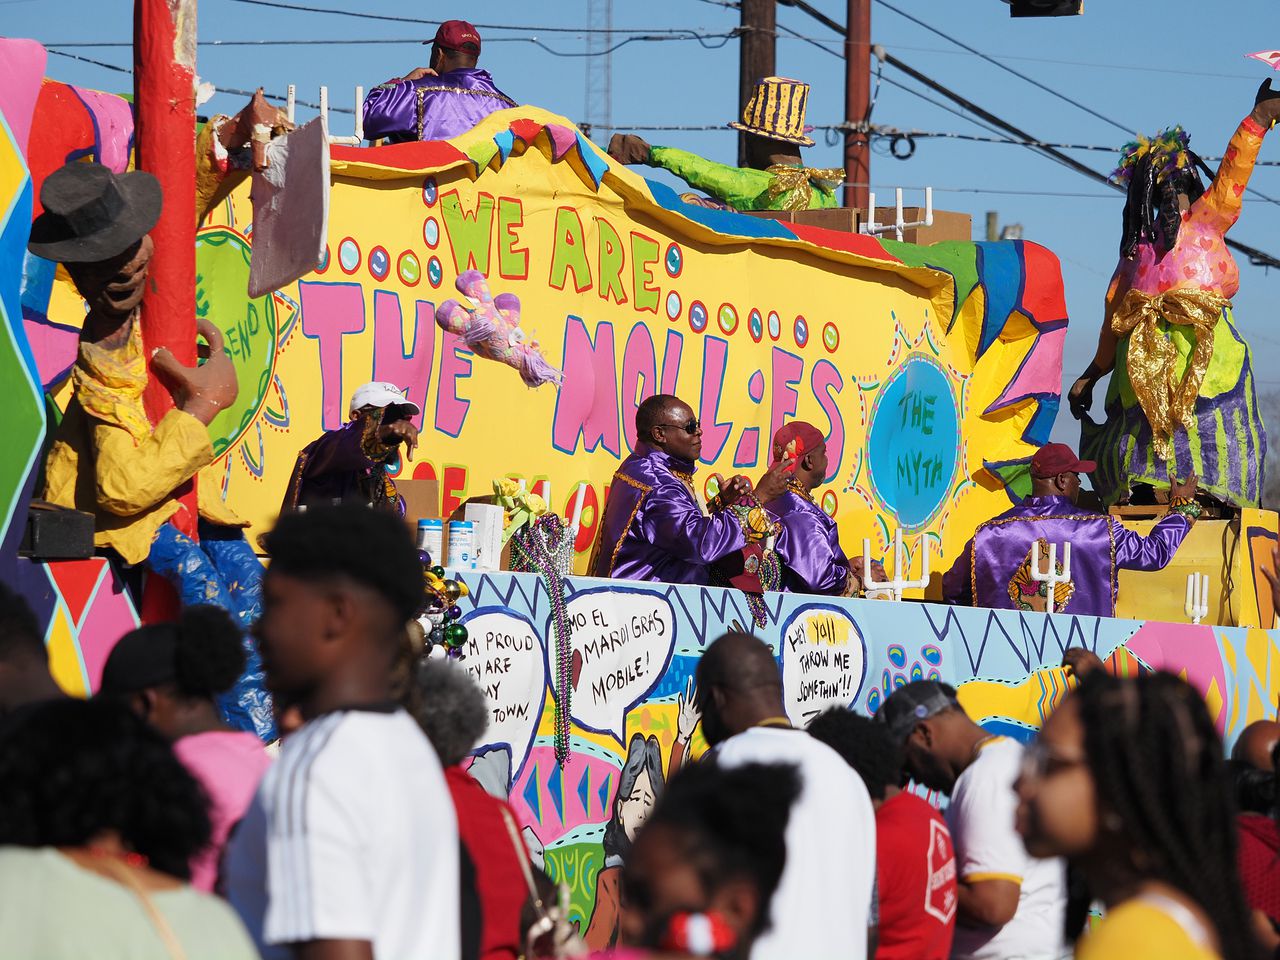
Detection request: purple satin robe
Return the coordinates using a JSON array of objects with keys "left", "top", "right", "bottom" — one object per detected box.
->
[
  {"left": 767, "top": 489, "right": 853, "bottom": 595},
  {"left": 362, "top": 67, "right": 517, "bottom": 144},
  {"left": 279, "top": 419, "right": 405, "bottom": 516},
  {"left": 589, "top": 443, "right": 747, "bottom": 585},
  {"left": 941, "top": 495, "right": 1191, "bottom": 617}
]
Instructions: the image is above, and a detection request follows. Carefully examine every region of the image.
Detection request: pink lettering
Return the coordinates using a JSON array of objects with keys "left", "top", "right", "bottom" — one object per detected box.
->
[
  {"left": 372, "top": 291, "right": 435, "bottom": 429},
  {"left": 551, "top": 316, "right": 621, "bottom": 456},
  {"left": 435, "top": 331, "right": 472, "bottom": 438},
  {"left": 811, "top": 358, "right": 845, "bottom": 482},
  {"left": 697, "top": 337, "right": 733, "bottom": 464},
  {"left": 299, "top": 281, "right": 366, "bottom": 430},
  {"left": 769, "top": 347, "right": 804, "bottom": 447},
  {"left": 620, "top": 323, "right": 657, "bottom": 452},
  {"left": 660, "top": 329, "right": 683, "bottom": 395}
]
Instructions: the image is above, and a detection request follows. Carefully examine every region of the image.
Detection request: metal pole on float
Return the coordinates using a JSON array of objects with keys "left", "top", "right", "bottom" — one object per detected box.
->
[{"left": 134, "top": 0, "right": 199, "bottom": 539}]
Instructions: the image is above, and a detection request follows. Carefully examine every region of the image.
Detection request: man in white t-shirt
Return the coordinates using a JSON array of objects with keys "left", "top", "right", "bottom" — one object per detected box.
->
[
  {"left": 224, "top": 506, "right": 460, "bottom": 960},
  {"left": 878, "top": 680, "right": 1067, "bottom": 960},
  {"left": 695, "top": 631, "right": 877, "bottom": 960}
]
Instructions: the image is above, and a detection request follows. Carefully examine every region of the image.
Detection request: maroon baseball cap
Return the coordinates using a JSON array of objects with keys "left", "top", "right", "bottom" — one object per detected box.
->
[
  {"left": 1030, "top": 442, "right": 1096, "bottom": 479},
  {"left": 428, "top": 19, "right": 481, "bottom": 54}
]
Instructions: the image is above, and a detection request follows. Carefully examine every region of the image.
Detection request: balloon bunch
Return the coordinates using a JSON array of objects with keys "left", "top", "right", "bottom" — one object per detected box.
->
[{"left": 418, "top": 549, "right": 470, "bottom": 659}]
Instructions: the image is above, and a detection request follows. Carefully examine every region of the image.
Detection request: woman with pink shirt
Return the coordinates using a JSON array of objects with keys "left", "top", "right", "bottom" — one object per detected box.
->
[
  {"left": 98, "top": 606, "right": 271, "bottom": 892},
  {"left": 1070, "top": 81, "right": 1280, "bottom": 510}
]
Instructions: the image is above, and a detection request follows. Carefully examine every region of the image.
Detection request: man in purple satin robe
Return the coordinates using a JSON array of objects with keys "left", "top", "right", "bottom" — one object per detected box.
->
[
  {"left": 941, "top": 443, "right": 1200, "bottom": 617},
  {"left": 764, "top": 421, "right": 885, "bottom": 596},
  {"left": 589, "top": 395, "right": 791, "bottom": 585},
  {"left": 362, "top": 20, "right": 518, "bottom": 144},
  {"left": 278, "top": 382, "right": 420, "bottom": 517}
]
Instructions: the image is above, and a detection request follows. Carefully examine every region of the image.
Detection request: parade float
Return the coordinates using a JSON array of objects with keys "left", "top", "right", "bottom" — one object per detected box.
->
[{"left": 5, "top": 34, "right": 1280, "bottom": 930}]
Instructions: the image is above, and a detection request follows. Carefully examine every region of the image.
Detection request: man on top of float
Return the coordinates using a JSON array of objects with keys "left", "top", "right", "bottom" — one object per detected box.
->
[
  {"left": 362, "top": 20, "right": 518, "bottom": 144},
  {"left": 589, "top": 394, "right": 792, "bottom": 585},
  {"left": 278, "top": 382, "right": 420, "bottom": 517},
  {"left": 763, "top": 421, "right": 886, "bottom": 597},
  {"left": 941, "top": 442, "right": 1199, "bottom": 618}
]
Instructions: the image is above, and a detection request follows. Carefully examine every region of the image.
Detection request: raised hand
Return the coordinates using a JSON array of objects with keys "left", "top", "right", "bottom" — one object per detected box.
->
[
  {"left": 753, "top": 458, "right": 796, "bottom": 505},
  {"left": 378, "top": 418, "right": 420, "bottom": 459},
  {"left": 607, "top": 133, "right": 653, "bottom": 166},
  {"left": 1169, "top": 470, "right": 1199, "bottom": 501},
  {"left": 151, "top": 318, "right": 239, "bottom": 426},
  {"left": 676, "top": 676, "right": 701, "bottom": 744},
  {"left": 1253, "top": 79, "right": 1280, "bottom": 128}
]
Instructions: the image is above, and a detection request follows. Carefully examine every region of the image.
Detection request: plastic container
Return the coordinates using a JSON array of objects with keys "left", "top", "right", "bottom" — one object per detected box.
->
[
  {"left": 447, "top": 520, "right": 476, "bottom": 571},
  {"left": 417, "top": 518, "right": 444, "bottom": 563}
]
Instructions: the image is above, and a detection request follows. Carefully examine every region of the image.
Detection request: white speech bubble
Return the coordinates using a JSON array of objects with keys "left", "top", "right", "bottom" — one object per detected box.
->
[
  {"left": 554, "top": 586, "right": 676, "bottom": 741},
  {"left": 461, "top": 609, "right": 547, "bottom": 780},
  {"left": 780, "top": 603, "right": 867, "bottom": 725}
]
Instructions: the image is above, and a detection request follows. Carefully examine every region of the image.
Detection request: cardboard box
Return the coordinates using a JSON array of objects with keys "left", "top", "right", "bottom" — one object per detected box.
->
[
  {"left": 868, "top": 208, "right": 972, "bottom": 244},
  {"left": 449, "top": 495, "right": 514, "bottom": 572}
]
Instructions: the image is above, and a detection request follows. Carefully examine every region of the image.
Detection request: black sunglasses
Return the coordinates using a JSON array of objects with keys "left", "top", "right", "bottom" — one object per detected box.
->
[{"left": 657, "top": 418, "right": 700, "bottom": 435}]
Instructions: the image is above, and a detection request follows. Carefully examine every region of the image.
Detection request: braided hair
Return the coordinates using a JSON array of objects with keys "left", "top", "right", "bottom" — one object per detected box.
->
[
  {"left": 1069, "top": 672, "right": 1257, "bottom": 960},
  {"left": 1117, "top": 144, "right": 1208, "bottom": 260}
]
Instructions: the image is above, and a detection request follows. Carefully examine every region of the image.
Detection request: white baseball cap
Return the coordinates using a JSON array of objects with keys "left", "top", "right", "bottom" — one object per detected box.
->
[{"left": 348, "top": 381, "right": 421, "bottom": 417}]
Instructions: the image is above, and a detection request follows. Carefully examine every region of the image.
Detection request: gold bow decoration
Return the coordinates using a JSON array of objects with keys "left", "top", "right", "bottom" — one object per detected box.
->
[
  {"left": 1110, "top": 286, "right": 1229, "bottom": 461},
  {"left": 765, "top": 164, "right": 845, "bottom": 211}
]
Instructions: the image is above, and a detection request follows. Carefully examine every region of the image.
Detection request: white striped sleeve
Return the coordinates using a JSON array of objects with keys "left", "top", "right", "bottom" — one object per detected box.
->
[{"left": 262, "top": 715, "right": 375, "bottom": 947}]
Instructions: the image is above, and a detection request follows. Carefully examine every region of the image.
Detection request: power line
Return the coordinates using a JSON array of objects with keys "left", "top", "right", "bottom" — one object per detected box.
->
[
  {"left": 222, "top": 0, "right": 729, "bottom": 34},
  {"left": 872, "top": 0, "right": 1132, "bottom": 136}
]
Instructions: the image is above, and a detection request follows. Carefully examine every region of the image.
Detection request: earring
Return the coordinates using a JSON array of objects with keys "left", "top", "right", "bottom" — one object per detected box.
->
[{"left": 660, "top": 912, "right": 737, "bottom": 957}]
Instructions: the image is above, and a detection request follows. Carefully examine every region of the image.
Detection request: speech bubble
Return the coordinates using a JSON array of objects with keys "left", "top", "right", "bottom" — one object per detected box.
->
[
  {"left": 780, "top": 603, "right": 867, "bottom": 725},
  {"left": 460, "top": 607, "right": 548, "bottom": 782},
  {"left": 553, "top": 586, "right": 676, "bottom": 742}
]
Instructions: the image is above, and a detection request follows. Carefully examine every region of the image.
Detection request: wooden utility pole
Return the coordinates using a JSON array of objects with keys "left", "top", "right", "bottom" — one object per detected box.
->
[
  {"left": 738, "top": 0, "right": 776, "bottom": 167},
  {"left": 844, "top": 0, "right": 870, "bottom": 209},
  {"left": 134, "top": 0, "right": 199, "bottom": 538}
]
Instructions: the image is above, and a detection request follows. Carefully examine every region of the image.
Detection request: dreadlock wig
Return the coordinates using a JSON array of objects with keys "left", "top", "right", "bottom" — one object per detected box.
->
[
  {"left": 1113, "top": 126, "right": 1207, "bottom": 259},
  {"left": 1067, "top": 672, "right": 1257, "bottom": 960}
]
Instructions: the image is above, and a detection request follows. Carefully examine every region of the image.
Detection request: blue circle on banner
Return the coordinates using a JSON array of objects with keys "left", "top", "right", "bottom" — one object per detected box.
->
[
  {"left": 665, "top": 243, "right": 683, "bottom": 277},
  {"left": 866, "top": 354, "right": 959, "bottom": 530}
]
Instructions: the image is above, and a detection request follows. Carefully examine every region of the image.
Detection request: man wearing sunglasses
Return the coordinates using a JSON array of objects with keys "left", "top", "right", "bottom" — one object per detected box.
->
[{"left": 589, "top": 394, "right": 792, "bottom": 584}]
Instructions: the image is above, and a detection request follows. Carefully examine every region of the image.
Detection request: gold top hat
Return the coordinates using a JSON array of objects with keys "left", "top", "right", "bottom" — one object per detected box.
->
[{"left": 729, "top": 76, "right": 815, "bottom": 147}]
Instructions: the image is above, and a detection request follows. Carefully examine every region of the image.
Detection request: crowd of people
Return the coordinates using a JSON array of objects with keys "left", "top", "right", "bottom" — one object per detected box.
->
[{"left": 1, "top": 503, "right": 1278, "bottom": 960}]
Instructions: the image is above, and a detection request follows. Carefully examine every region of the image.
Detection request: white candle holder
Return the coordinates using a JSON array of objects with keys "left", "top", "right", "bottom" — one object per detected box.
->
[
  {"left": 862, "top": 529, "right": 931, "bottom": 601},
  {"left": 1185, "top": 572, "right": 1210, "bottom": 625},
  {"left": 1030, "top": 541, "right": 1072, "bottom": 616}
]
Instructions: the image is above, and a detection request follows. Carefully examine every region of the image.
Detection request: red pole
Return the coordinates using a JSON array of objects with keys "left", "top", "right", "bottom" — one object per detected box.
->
[
  {"left": 134, "top": 0, "right": 199, "bottom": 538},
  {"left": 843, "top": 0, "right": 871, "bottom": 210}
]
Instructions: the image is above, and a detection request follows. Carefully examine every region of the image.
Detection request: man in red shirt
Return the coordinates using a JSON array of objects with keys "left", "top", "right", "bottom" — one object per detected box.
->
[{"left": 808, "top": 707, "right": 957, "bottom": 960}]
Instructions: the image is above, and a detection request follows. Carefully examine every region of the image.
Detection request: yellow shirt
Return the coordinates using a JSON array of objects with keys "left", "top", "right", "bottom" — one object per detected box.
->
[
  {"left": 1076, "top": 899, "right": 1219, "bottom": 960},
  {"left": 42, "top": 321, "right": 245, "bottom": 566}
]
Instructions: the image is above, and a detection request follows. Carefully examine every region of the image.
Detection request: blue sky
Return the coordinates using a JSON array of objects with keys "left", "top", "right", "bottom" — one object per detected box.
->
[{"left": 14, "top": 0, "right": 1280, "bottom": 458}]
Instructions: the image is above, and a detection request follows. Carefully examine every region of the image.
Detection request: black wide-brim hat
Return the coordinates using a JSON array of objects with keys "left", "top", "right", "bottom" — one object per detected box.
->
[{"left": 28, "top": 162, "right": 163, "bottom": 264}]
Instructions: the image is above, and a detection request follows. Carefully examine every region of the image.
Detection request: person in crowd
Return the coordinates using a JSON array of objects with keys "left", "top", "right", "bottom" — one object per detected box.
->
[
  {"left": 279, "top": 381, "right": 420, "bottom": 515},
  {"left": 608, "top": 77, "right": 841, "bottom": 212},
  {"left": 808, "top": 706, "right": 958, "bottom": 960},
  {"left": 1015, "top": 671, "right": 1256, "bottom": 960},
  {"left": 589, "top": 395, "right": 790, "bottom": 584},
  {"left": 878, "top": 680, "right": 1066, "bottom": 960},
  {"left": 1234, "top": 719, "right": 1280, "bottom": 771},
  {"left": 763, "top": 421, "right": 886, "bottom": 597},
  {"left": 97, "top": 604, "right": 271, "bottom": 892},
  {"left": 410, "top": 658, "right": 533, "bottom": 960},
  {"left": 942, "top": 442, "right": 1198, "bottom": 617},
  {"left": 695, "top": 631, "right": 876, "bottom": 960},
  {"left": 224, "top": 505, "right": 460, "bottom": 960},
  {"left": 0, "top": 698, "right": 258, "bottom": 958},
  {"left": 0, "top": 582, "right": 64, "bottom": 719},
  {"left": 363, "top": 20, "right": 517, "bottom": 144},
  {"left": 31, "top": 160, "right": 272, "bottom": 738},
  {"left": 607, "top": 761, "right": 800, "bottom": 960}
]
